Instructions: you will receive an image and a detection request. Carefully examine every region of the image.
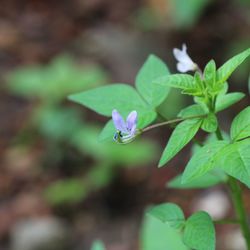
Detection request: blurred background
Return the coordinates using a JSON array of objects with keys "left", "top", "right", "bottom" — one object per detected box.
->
[{"left": 0, "top": 0, "right": 249, "bottom": 249}]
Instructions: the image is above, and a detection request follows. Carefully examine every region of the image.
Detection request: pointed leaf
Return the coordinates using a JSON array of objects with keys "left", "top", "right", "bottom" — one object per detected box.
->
[
  {"left": 178, "top": 104, "right": 208, "bottom": 118},
  {"left": 148, "top": 203, "right": 185, "bottom": 229},
  {"left": 204, "top": 59, "right": 216, "bottom": 88},
  {"left": 183, "top": 211, "right": 215, "bottom": 250},
  {"left": 216, "top": 48, "right": 250, "bottom": 84},
  {"left": 158, "top": 118, "right": 202, "bottom": 167},
  {"left": 182, "top": 140, "right": 229, "bottom": 183},
  {"left": 219, "top": 139, "right": 250, "bottom": 187},
  {"left": 201, "top": 113, "right": 218, "bottom": 133},
  {"left": 136, "top": 55, "right": 170, "bottom": 107},
  {"left": 215, "top": 92, "right": 245, "bottom": 112},
  {"left": 168, "top": 169, "right": 227, "bottom": 189},
  {"left": 231, "top": 106, "right": 250, "bottom": 141},
  {"left": 155, "top": 74, "right": 195, "bottom": 90}
]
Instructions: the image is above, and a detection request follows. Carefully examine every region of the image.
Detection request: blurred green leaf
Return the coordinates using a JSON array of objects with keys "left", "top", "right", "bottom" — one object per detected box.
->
[
  {"left": 141, "top": 215, "right": 188, "bottom": 250},
  {"left": 44, "top": 178, "right": 87, "bottom": 205},
  {"left": 147, "top": 203, "right": 185, "bottom": 229},
  {"left": 91, "top": 240, "right": 106, "bottom": 250},
  {"left": 183, "top": 211, "right": 215, "bottom": 250},
  {"left": 201, "top": 113, "right": 218, "bottom": 133}
]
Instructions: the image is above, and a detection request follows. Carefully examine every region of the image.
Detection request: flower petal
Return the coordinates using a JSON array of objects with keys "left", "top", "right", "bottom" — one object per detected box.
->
[
  {"left": 177, "top": 62, "right": 192, "bottom": 73},
  {"left": 126, "top": 110, "right": 137, "bottom": 131},
  {"left": 112, "top": 109, "right": 127, "bottom": 132}
]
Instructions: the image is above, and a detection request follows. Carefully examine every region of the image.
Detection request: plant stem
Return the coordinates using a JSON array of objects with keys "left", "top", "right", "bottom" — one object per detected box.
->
[
  {"left": 214, "top": 218, "right": 239, "bottom": 225},
  {"left": 215, "top": 126, "right": 250, "bottom": 249},
  {"left": 142, "top": 114, "right": 206, "bottom": 133},
  {"left": 228, "top": 176, "right": 250, "bottom": 249}
]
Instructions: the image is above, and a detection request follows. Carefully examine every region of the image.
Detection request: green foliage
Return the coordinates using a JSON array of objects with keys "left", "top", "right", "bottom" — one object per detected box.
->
[
  {"left": 141, "top": 215, "right": 187, "bottom": 250},
  {"left": 170, "top": 0, "right": 211, "bottom": 29},
  {"left": 136, "top": 55, "right": 170, "bottom": 107},
  {"left": 215, "top": 92, "right": 245, "bottom": 112},
  {"left": 158, "top": 118, "right": 202, "bottom": 167},
  {"left": 231, "top": 106, "right": 250, "bottom": 141},
  {"left": 44, "top": 178, "right": 87, "bottom": 205},
  {"left": 156, "top": 74, "right": 195, "bottom": 91},
  {"left": 201, "top": 113, "right": 218, "bottom": 132},
  {"left": 216, "top": 48, "right": 250, "bottom": 85},
  {"left": 183, "top": 211, "right": 215, "bottom": 250},
  {"left": 204, "top": 60, "right": 216, "bottom": 89},
  {"left": 218, "top": 139, "right": 250, "bottom": 187},
  {"left": 7, "top": 54, "right": 108, "bottom": 103},
  {"left": 91, "top": 240, "right": 106, "bottom": 250},
  {"left": 182, "top": 141, "right": 229, "bottom": 183},
  {"left": 147, "top": 203, "right": 185, "bottom": 229},
  {"left": 168, "top": 169, "right": 227, "bottom": 189}
]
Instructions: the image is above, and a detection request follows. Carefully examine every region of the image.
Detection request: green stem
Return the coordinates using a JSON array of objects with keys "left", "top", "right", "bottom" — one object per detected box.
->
[
  {"left": 228, "top": 176, "right": 250, "bottom": 249},
  {"left": 215, "top": 126, "right": 250, "bottom": 249},
  {"left": 214, "top": 218, "right": 239, "bottom": 225},
  {"left": 142, "top": 114, "right": 206, "bottom": 133}
]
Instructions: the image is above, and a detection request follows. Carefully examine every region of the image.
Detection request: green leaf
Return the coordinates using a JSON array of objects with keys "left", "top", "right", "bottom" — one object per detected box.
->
[
  {"left": 215, "top": 92, "right": 245, "bottom": 112},
  {"left": 155, "top": 74, "right": 195, "bottom": 90},
  {"left": 201, "top": 113, "right": 218, "bottom": 133},
  {"left": 44, "top": 178, "right": 87, "bottom": 205},
  {"left": 178, "top": 104, "right": 208, "bottom": 118},
  {"left": 231, "top": 106, "right": 250, "bottom": 141},
  {"left": 158, "top": 118, "right": 202, "bottom": 167},
  {"left": 91, "top": 240, "right": 106, "bottom": 250},
  {"left": 216, "top": 48, "right": 250, "bottom": 84},
  {"left": 98, "top": 120, "right": 115, "bottom": 142},
  {"left": 148, "top": 203, "right": 185, "bottom": 229},
  {"left": 183, "top": 211, "right": 215, "bottom": 250},
  {"left": 168, "top": 169, "right": 227, "bottom": 189},
  {"left": 204, "top": 60, "right": 216, "bottom": 88},
  {"left": 182, "top": 140, "right": 229, "bottom": 183},
  {"left": 135, "top": 54, "right": 170, "bottom": 107},
  {"left": 218, "top": 139, "right": 250, "bottom": 187},
  {"left": 69, "top": 84, "right": 156, "bottom": 128},
  {"left": 141, "top": 215, "right": 188, "bottom": 250}
]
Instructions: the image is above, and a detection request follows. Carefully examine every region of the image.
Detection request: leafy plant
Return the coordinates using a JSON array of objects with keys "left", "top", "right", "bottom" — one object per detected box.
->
[
  {"left": 77, "top": 46, "right": 250, "bottom": 249},
  {"left": 7, "top": 54, "right": 158, "bottom": 206}
]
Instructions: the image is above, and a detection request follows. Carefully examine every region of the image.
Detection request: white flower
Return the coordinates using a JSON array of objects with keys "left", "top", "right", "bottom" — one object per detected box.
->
[{"left": 173, "top": 44, "right": 197, "bottom": 73}]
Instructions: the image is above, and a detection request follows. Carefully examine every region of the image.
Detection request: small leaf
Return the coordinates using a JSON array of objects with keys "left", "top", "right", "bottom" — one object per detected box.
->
[
  {"left": 194, "top": 71, "right": 204, "bottom": 90},
  {"left": 148, "top": 203, "right": 185, "bottom": 229},
  {"left": 158, "top": 118, "right": 202, "bottom": 167},
  {"left": 201, "top": 113, "right": 218, "bottom": 133},
  {"left": 136, "top": 54, "right": 170, "bottom": 107},
  {"left": 215, "top": 92, "right": 245, "bottom": 113},
  {"left": 178, "top": 104, "right": 208, "bottom": 118},
  {"left": 231, "top": 106, "right": 250, "bottom": 141},
  {"left": 204, "top": 60, "right": 216, "bottom": 88},
  {"left": 98, "top": 120, "right": 115, "bottom": 142},
  {"left": 91, "top": 240, "right": 106, "bottom": 250},
  {"left": 168, "top": 169, "right": 227, "bottom": 189},
  {"left": 218, "top": 139, "right": 250, "bottom": 187},
  {"left": 216, "top": 48, "right": 250, "bottom": 84},
  {"left": 183, "top": 211, "right": 215, "bottom": 250},
  {"left": 155, "top": 74, "right": 195, "bottom": 90},
  {"left": 182, "top": 141, "right": 229, "bottom": 183},
  {"left": 141, "top": 215, "right": 188, "bottom": 250}
]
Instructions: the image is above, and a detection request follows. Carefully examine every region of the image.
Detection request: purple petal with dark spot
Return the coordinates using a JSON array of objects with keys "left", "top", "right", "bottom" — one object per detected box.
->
[
  {"left": 112, "top": 109, "right": 127, "bottom": 132},
  {"left": 126, "top": 111, "right": 137, "bottom": 131}
]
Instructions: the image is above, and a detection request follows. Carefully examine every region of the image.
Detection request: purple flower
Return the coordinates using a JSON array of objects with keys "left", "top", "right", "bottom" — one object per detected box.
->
[
  {"left": 173, "top": 44, "right": 197, "bottom": 73},
  {"left": 112, "top": 109, "right": 137, "bottom": 143}
]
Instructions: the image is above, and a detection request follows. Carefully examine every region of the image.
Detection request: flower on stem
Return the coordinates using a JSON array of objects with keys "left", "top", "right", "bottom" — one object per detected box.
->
[
  {"left": 112, "top": 109, "right": 138, "bottom": 144},
  {"left": 173, "top": 44, "right": 197, "bottom": 73}
]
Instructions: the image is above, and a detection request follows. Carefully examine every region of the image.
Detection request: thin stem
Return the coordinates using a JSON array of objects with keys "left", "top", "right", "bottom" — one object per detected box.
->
[
  {"left": 215, "top": 126, "right": 250, "bottom": 249},
  {"left": 141, "top": 114, "right": 206, "bottom": 133},
  {"left": 228, "top": 176, "right": 250, "bottom": 249}
]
